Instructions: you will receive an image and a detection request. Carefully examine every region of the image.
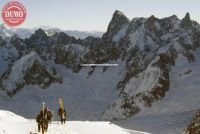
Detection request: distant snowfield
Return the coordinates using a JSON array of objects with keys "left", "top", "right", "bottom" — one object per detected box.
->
[{"left": 0, "top": 110, "right": 149, "bottom": 134}]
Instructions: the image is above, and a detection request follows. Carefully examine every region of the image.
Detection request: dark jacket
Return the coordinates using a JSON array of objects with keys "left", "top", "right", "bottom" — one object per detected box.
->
[{"left": 58, "top": 108, "right": 66, "bottom": 119}]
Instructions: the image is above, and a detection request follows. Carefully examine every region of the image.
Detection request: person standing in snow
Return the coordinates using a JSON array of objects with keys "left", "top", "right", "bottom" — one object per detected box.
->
[
  {"left": 44, "top": 107, "right": 53, "bottom": 132},
  {"left": 36, "top": 110, "right": 45, "bottom": 134},
  {"left": 43, "top": 107, "right": 48, "bottom": 132},
  {"left": 58, "top": 107, "right": 67, "bottom": 124},
  {"left": 36, "top": 105, "right": 53, "bottom": 133}
]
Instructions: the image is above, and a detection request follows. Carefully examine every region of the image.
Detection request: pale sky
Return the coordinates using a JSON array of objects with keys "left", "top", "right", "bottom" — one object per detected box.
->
[{"left": 0, "top": 0, "right": 199, "bottom": 31}]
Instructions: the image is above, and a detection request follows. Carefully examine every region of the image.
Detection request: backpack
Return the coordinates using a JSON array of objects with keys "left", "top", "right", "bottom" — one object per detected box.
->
[
  {"left": 36, "top": 114, "right": 42, "bottom": 123},
  {"left": 47, "top": 111, "right": 53, "bottom": 121}
]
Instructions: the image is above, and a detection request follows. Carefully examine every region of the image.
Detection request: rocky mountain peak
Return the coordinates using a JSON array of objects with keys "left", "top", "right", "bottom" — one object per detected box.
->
[
  {"left": 27, "top": 28, "right": 49, "bottom": 51},
  {"left": 145, "top": 15, "right": 158, "bottom": 27},
  {"left": 10, "top": 34, "right": 25, "bottom": 50},
  {"left": 102, "top": 10, "right": 130, "bottom": 40},
  {"left": 55, "top": 32, "right": 77, "bottom": 44},
  {"left": 181, "top": 12, "right": 192, "bottom": 29},
  {"left": 185, "top": 12, "right": 191, "bottom": 20},
  {"left": 113, "top": 10, "right": 127, "bottom": 18},
  {"left": 29, "top": 28, "right": 48, "bottom": 41},
  {"left": 34, "top": 28, "right": 47, "bottom": 37}
]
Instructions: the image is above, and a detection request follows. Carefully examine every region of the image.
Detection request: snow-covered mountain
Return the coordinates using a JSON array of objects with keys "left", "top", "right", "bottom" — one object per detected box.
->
[
  {"left": 0, "top": 110, "right": 148, "bottom": 134},
  {"left": 0, "top": 24, "right": 33, "bottom": 39},
  {"left": 2, "top": 52, "right": 62, "bottom": 96},
  {"left": 0, "top": 24, "right": 103, "bottom": 39},
  {"left": 1, "top": 10, "right": 200, "bottom": 134}
]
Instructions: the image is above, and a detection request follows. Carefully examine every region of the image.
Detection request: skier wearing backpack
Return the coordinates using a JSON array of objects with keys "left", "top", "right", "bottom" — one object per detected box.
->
[
  {"left": 36, "top": 110, "right": 45, "bottom": 134},
  {"left": 58, "top": 107, "right": 67, "bottom": 124},
  {"left": 44, "top": 107, "right": 53, "bottom": 132}
]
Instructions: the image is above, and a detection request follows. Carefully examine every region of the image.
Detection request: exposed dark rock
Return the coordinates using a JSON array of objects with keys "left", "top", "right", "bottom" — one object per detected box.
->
[
  {"left": 102, "top": 10, "right": 130, "bottom": 41},
  {"left": 24, "top": 62, "right": 62, "bottom": 89},
  {"left": 192, "top": 29, "right": 200, "bottom": 48},
  {"left": 145, "top": 15, "right": 164, "bottom": 38},
  {"left": 10, "top": 35, "right": 26, "bottom": 57},
  {"left": 0, "top": 36, "right": 6, "bottom": 47},
  {"left": 117, "top": 54, "right": 170, "bottom": 119},
  {"left": 54, "top": 44, "right": 83, "bottom": 73},
  {"left": 181, "top": 12, "right": 192, "bottom": 29},
  {"left": 1, "top": 52, "right": 62, "bottom": 96},
  {"left": 184, "top": 111, "right": 200, "bottom": 134},
  {"left": 55, "top": 32, "right": 77, "bottom": 44},
  {"left": 29, "top": 28, "right": 48, "bottom": 42}
]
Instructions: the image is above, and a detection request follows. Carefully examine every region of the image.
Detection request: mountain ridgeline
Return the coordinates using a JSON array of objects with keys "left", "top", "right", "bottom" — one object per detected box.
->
[{"left": 0, "top": 11, "right": 200, "bottom": 134}]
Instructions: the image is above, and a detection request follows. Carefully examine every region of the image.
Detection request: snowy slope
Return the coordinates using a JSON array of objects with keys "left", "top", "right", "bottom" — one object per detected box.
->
[
  {"left": 117, "top": 49, "right": 200, "bottom": 134},
  {"left": 3, "top": 52, "right": 43, "bottom": 91},
  {"left": 2, "top": 51, "right": 61, "bottom": 93},
  {"left": 0, "top": 59, "right": 125, "bottom": 119},
  {"left": 0, "top": 110, "right": 149, "bottom": 134},
  {"left": 102, "top": 58, "right": 163, "bottom": 120},
  {"left": 0, "top": 43, "right": 19, "bottom": 77}
]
